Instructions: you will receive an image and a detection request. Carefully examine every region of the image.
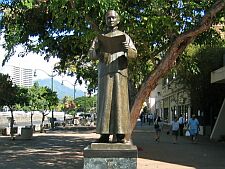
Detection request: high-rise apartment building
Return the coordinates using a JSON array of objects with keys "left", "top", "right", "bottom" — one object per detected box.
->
[{"left": 0, "top": 65, "right": 33, "bottom": 88}]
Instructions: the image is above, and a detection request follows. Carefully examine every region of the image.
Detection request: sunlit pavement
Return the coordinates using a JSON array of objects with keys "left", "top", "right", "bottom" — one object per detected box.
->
[
  {"left": 0, "top": 124, "right": 225, "bottom": 169},
  {"left": 133, "top": 122, "right": 225, "bottom": 169}
]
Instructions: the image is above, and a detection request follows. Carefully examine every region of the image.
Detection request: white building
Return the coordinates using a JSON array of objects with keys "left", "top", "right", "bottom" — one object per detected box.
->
[
  {"left": 149, "top": 55, "right": 225, "bottom": 139},
  {"left": 0, "top": 65, "right": 33, "bottom": 88},
  {"left": 151, "top": 77, "right": 191, "bottom": 124}
]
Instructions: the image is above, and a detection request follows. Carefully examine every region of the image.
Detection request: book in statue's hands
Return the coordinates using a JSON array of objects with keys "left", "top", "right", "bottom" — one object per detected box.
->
[{"left": 98, "top": 34, "right": 126, "bottom": 54}]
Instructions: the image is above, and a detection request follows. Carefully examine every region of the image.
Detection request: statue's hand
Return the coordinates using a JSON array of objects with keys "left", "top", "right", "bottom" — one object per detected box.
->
[
  {"left": 122, "top": 41, "right": 129, "bottom": 52},
  {"left": 93, "top": 37, "right": 102, "bottom": 53}
]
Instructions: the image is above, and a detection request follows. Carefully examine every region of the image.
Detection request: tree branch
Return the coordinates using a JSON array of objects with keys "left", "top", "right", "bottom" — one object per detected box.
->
[{"left": 127, "top": 0, "right": 225, "bottom": 140}]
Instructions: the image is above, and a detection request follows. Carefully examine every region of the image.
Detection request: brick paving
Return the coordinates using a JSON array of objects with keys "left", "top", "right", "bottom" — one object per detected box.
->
[{"left": 0, "top": 124, "right": 225, "bottom": 169}]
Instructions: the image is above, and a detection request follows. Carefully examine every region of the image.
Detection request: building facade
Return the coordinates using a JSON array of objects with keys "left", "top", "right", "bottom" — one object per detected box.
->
[
  {"left": 210, "top": 65, "right": 225, "bottom": 141},
  {"left": 151, "top": 77, "right": 191, "bottom": 124},
  {"left": 0, "top": 65, "right": 33, "bottom": 88},
  {"left": 149, "top": 54, "right": 225, "bottom": 138}
]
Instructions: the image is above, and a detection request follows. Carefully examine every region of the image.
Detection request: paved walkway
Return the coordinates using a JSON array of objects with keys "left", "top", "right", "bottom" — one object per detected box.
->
[
  {"left": 133, "top": 123, "right": 225, "bottom": 169},
  {"left": 0, "top": 124, "right": 225, "bottom": 169}
]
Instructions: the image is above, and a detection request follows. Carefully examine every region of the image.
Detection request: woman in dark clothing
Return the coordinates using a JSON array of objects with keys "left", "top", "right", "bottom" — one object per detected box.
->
[{"left": 154, "top": 116, "right": 161, "bottom": 142}]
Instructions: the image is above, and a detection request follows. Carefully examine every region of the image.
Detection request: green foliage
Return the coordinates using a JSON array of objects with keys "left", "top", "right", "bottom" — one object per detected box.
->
[
  {"left": 0, "top": 73, "right": 30, "bottom": 137},
  {"left": 75, "top": 95, "right": 97, "bottom": 113},
  {"left": 174, "top": 45, "right": 201, "bottom": 88},
  {"left": 176, "top": 44, "right": 225, "bottom": 88},
  {"left": 60, "top": 95, "right": 75, "bottom": 113},
  {"left": 1, "top": 0, "right": 225, "bottom": 125},
  {"left": 0, "top": 73, "right": 29, "bottom": 110},
  {"left": 174, "top": 45, "right": 225, "bottom": 123},
  {"left": 27, "top": 82, "right": 59, "bottom": 112},
  {"left": 1, "top": 0, "right": 224, "bottom": 92}
]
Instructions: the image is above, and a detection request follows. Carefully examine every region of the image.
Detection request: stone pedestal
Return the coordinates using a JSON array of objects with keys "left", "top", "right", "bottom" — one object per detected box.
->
[
  {"left": 83, "top": 143, "right": 138, "bottom": 169},
  {"left": 21, "top": 127, "right": 33, "bottom": 139}
]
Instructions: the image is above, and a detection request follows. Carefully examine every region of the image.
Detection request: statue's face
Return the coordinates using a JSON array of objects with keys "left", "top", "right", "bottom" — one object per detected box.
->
[{"left": 106, "top": 10, "right": 120, "bottom": 27}]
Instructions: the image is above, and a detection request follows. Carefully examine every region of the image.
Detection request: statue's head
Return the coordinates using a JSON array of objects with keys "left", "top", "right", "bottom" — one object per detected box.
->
[{"left": 105, "top": 10, "right": 120, "bottom": 28}]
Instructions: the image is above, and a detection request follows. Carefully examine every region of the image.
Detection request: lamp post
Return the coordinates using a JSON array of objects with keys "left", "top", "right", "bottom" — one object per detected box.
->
[
  {"left": 61, "top": 79, "right": 77, "bottom": 125},
  {"left": 61, "top": 79, "right": 77, "bottom": 101},
  {"left": 33, "top": 69, "right": 58, "bottom": 129},
  {"left": 84, "top": 91, "right": 87, "bottom": 113}
]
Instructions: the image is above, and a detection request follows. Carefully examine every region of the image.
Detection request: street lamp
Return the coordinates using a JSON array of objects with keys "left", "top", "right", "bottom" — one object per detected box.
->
[
  {"left": 61, "top": 79, "right": 77, "bottom": 101},
  {"left": 61, "top": 79, "right": 77, "bottom": 125},
  {"left": 84, "top": 91, "right": 87, "bottom": 113},
  {"left": 33, "top": 69, "right": 58, "bottom": 129}
]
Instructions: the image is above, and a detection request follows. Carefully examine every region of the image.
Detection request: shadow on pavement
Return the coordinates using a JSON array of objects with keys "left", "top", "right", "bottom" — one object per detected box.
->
[
  {"left": 1, "top": 124, "right": 225, "bottom": 169},
  {"left": 0, "top": 129, "right": 97, "bottom": 169}
]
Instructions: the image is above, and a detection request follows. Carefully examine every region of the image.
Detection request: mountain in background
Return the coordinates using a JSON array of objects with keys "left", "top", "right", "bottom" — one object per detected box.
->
[{"left": 36, "top": 79, "right": 84, "bottom": 99}]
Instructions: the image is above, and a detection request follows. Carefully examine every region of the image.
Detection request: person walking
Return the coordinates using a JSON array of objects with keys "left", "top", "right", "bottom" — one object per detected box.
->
[
  {"left": 187, "top": 114, "right": 200, "bottom": 143},
  {"left": 154, "top": 115, "right": 162, "bottom": 143},
  {"left": 140, "top": 113, "right": 143, "bottom": 126},
  {"left": 148, "top": 113, "right": 153, "bottom": 126},
  {"left": 171, "top": 117, "right": 180, "bottom": 144},
  {"left": 178, "top": 114, "right": 185, "bottom": 136}
]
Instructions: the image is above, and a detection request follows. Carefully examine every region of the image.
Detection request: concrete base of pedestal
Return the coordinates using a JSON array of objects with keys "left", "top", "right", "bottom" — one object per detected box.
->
[{"left": 83, "top": 143, "right": 138, "bottom": 169}]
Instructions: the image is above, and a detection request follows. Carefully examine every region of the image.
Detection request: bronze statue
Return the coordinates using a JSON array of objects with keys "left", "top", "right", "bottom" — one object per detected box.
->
[{"left": 88, "top": 10, "right": 137, "bottom": 143}]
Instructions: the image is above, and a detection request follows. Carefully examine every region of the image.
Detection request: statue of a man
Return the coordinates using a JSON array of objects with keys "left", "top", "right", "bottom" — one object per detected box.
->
[{"left": 88, "top": 10, "right": 137, "bottom": 143}]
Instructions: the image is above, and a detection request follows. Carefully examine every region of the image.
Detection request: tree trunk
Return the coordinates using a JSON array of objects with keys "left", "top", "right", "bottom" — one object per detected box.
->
[
  {"left": 10, "top": 109, "right": 15, "bottom": 140},
  {"left": 40, "top": 113, "right": 45, "bottom": 133},
  {"left": 127, "top": 0, "right": 225, "bottom": 140},
  {"left": 63, "top": 111, "right": 66, "bottom": 127},
  {"left": 30, "top": 111, "right": 33, "bottom": 126}
]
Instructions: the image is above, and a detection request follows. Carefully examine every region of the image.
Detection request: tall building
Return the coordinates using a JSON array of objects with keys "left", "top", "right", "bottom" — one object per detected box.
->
[{"left": 0, "top": 65, "right": 33, "bottom": 88}]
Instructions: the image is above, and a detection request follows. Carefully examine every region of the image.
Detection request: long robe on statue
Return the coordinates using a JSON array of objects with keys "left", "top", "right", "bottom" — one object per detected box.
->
[{"left": 89, "top": 30, "right": 137, "bottom": 135}]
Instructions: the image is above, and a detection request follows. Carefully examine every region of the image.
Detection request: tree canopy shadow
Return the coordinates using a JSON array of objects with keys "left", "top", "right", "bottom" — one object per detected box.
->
[{"left": 0, "top": 129, "right": 97, "bottom": 169}]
